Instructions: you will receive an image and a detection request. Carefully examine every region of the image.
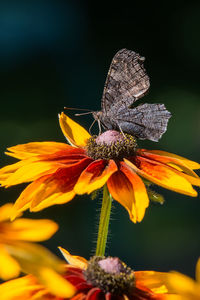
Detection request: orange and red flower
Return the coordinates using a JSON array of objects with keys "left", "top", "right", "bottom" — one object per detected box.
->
[
  {"left": 0, "top": 112, "right": 199, "bottom": 223},
  {"left": 0, "top": 247, "right": 180, "bottom": 300}
]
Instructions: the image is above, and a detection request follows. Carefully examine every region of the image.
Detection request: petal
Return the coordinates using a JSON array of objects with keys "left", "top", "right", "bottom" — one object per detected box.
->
[
  {"left": 0, "top": 203, "right": 16, "bottom": 222},
  {"left": 58, "top": 247, "right": 88, "bottom": 270},
  {"left": 166, "top": 271, "right": 200, "bottom": 296},
  {"left": 140, "top": 149, "right": 200, "bottom": 170},
  {"left": 74, "top": 159, "right": 118, "bottom": 194},
  {"left": 6, "top": 218, "right": 58, "bottom": 241},
  {"left": 0, "top": 275, "right": 45, "bottom": 300},
  {"left": 0, "top": 246, "right": 20, "bottom": 280},
  {"left": 135, "top": 271, "right": 169, "bottom": 294},
  {"left": 11, "top": 157, "right": 92, "bottom": 218},
  {"left": 5, "top": 241, "right": 65, "bottom": 275},
  {"left": 107, "top": 162, "right": 149, "bottom": 223},
  {"left": 196, "top": 258, "right": 200, "bottom": 283},
  {"left": 1, "top": 161, "right": 59, "bottom": 187},
  {"left": 38, "top": 267, "right": 76, "bottom": 298},
  {"left": 6, "top": 141, "right": 71, "bottom": 160},
  {"left": 4, "top": 242, "right": 76, "bottom": 298},
  {"left": 59, "top": 112, "right": 91, "bottom": 147},
  {"left": 124, "top": 157, "right": 198, "bottom": 197},
  {"left": 139, "top": 149, "right": 200, "bottom": 178}
]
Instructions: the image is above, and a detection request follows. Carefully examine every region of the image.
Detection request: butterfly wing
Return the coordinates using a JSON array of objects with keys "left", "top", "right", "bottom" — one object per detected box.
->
[
  {"left": 101, "top": 48, "right": 150, "bottom": 114},
  {"left": 115, "top": 103, "right": 171, "bottom": 142}
]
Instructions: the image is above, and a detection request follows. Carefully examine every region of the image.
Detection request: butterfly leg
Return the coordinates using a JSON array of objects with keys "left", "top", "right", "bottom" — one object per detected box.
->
[{"left": 116, "top": 121, "right": 126, "bottom": 137}]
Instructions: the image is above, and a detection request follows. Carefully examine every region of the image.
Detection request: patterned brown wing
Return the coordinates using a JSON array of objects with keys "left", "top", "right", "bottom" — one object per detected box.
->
[{"left": 101, "top": 48, "right": 150, "bottom": 113}]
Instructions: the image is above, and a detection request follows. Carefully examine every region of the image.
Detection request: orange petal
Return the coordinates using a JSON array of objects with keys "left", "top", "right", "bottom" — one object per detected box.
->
[
  {"left": 135, "top": 271, "right": 169, "bottom": 294},
  {"left": 6, "top": 218, "right": 58, "bottom": 241},
  {"left": 139, "top": 149, "right": 200, "bottom": 178},
  {"left": 124, "top": 157, "right": 198, "bottom": 197},
  {"left": 140, "top": 149, "right": 200, "bottom": 170},
  {"left": 6, "top": 141, "right": 71, "bottom": 160},
  {"left": 107, "top": 162, "right": 149, "bottom": 223},
  {"left": 59, "top": 112, "right": 91, "bottom": 147},
  {"left": 0, "top": 245, "right": 20, "bottom": 280},
  {"left": 58, "top": 247, "right": 88, "bottom": 270},
  {"left": 11, "top": 157, "right": 92, "bottom": 218},
  {"left": 74, "top": 159, "right": 118, "bottom": 194}
]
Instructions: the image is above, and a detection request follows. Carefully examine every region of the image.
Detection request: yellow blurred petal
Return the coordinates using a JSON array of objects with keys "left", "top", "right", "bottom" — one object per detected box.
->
[
  {"left": 6, "top": 142, "right": 69, "bottom": 159},
  {"left": 135, "top": 271, "right": 169, "bottom": 293},
  {"left": 5, "top": 241, "right": 65, "bottom": 279},
  {"left": 0, "top": 246, "right": 20, "bottom": 280},
  {"left": 167, "top": 271, "right": 200, "bottom": 297},
  {"left": 59, "top": 112, "right": 91, "bottom": 147},
  {"left": 0, "top": 203, "right": 16, "bottom": 222},
  {"left": 196, "top": 258, "right": 200, "bottom": 283},
  {"left": 124, "top": 158, "right": 197, "bottom": 197},
  {"left": 38, "top": 267, "right": 76, "bottom": 298},
  {"left": 144, "top": 150, "right": 200, "bottom": 170},
  {"left": 7, "top": 218, "right": 58, "bottom": 241},
  {"left": 58, "top": 247, "right": 88, "bottom": 270},
  {"left": 0, "top": 275, "right": 44, "bottom": 300}
]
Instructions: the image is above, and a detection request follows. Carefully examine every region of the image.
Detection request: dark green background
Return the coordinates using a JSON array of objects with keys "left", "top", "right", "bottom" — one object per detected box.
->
[{"left": 0, "top": 0, "right": 200, "bottom": 279}]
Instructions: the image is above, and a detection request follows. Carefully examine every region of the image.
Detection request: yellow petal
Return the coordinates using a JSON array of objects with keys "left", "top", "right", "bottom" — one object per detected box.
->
[
  {"left": 167, "top": 271, "right": 200, "bottom": 297},
  {"left": 6, "top": 141, "right": 69, "bottom": 160},
  {"left": 5, "top": 241, "right": 65, "bottom": 275},
  {"left": 124, "top": 158, "right": 197, "bottom": 197},
  {"left": 0, "top": 203, "right": 17, "bottom": 222},
  {"left": 59, "top": 112, "right": 91, "bottom": 147},
  {"left": 2, "top": 162, "right": 58, "bottom": 187},
  {"left": 143, "top": 150, "right": 200, "bottom": 170},
  {"left": 38, "top": 267, "right": 76, "bottom": 298},
  {"left": 0, "top": 275, "right": 44, "bottom": 300},
  {"left": 58, "top": 247, "right": 88, "bottom": 270},
  {"left": 0, "top": 246, "right": 20, "bottom": 280},
  {"left": 6, "top": 218, "right": 58, "bottom": 241},
  {"left": 196, "top": 258, "right": 200, "bottom": 283}
]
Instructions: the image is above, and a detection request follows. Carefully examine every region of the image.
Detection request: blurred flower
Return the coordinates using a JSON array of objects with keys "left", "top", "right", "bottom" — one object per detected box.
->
[
  {"left": 0, "top": 203, "right": 58, "bottom": 280},
  {"left": 0, "top": 113, "right": 199, "bottom": 223},
  {"left": 165, "top": 257, "right": 200, "bottom": 299},
  {"left": 0, "top": 247, "right": 179, "bottom": 300}
]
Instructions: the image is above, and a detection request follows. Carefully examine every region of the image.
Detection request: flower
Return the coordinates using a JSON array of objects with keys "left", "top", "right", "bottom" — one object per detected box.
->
[
  {"left": 0, "top": 247, "right": 179, "bottom": 300},
  {"left": 0, "top": 203, "right": 58, "bottom": 280},
  {"left": 165, "top": 257, "right": 200, "bottom": 299},
  {"left": 0, "top": 112, "right": 200, "bottom": 223}
]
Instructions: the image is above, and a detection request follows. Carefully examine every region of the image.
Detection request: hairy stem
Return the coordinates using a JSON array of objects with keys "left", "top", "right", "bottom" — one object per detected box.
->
[{"left": 95, "top": 185, "right": 112, "bottom": 256}]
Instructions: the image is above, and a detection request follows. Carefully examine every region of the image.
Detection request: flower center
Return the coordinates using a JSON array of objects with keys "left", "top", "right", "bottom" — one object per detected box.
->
[
  {"left": 86, "top": 130, "right": 137, "bottom": 160},
  {"left": 84, "top": 256, "right": 135, "bottom": 295}
]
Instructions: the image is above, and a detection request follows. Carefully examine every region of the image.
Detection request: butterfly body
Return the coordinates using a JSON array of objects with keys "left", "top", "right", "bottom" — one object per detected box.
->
[{"left": 93, "top": 48, "right": 171, "bottom": 142}]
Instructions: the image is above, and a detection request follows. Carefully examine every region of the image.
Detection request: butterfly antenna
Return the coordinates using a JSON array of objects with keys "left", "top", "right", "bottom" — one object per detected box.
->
[
  {"left": 89, "top": 119, "right": 96, "bottom": 134},
  {"left": 75, "top": 111, "right": 93, "bottom": 116}
]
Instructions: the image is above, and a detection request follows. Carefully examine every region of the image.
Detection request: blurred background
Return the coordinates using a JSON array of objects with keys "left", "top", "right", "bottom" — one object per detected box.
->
[{"left": 0, "top": 0, "right": 200, "bottom": 279}]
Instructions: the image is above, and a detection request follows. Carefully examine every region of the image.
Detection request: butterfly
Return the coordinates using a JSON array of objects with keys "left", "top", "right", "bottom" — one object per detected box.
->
[{"left": 92, "top": 48, "right": 171, "bottom": 142}]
